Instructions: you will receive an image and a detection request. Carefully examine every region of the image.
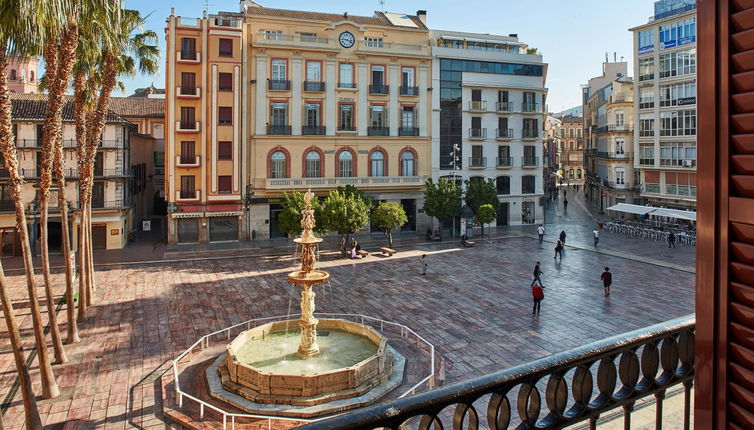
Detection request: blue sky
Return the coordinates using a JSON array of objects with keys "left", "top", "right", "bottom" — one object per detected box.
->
[{"left": 122, "top": 0, "right": 654, "bottom": 111}]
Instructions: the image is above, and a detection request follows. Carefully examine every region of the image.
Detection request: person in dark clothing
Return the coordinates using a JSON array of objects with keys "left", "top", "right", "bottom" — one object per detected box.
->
[
  {"left": 563, "top": 198, "right": 568, "bottom": 214},
  {"left": 559, "top": 230, "right": 567, "bottom": 244},
  {"left": 554, "top": 240, "right": 563, "bottom": 261},
  {"left": 668, "top": 232, "right": 676, "bottom": 248},
  {"left": 531, "top": 261, "right": 544, "bottom": 286},
  {"left": 532, "top": 282, "right": 544, "bottom": 314},
  {"left": 601, "top": 267, "right": 612, "bottom": 297}
]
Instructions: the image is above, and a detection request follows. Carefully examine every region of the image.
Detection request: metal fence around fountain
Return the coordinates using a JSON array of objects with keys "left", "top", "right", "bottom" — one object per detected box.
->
[{"left": 171, "top": 312, "right": 436, "bottom": 429}]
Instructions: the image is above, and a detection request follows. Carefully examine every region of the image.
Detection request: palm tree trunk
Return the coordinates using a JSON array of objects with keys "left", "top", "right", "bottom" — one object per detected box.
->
[
  {"left": 39, "top": 197, "right": 67, "bottom": 364},
  {"left": 77, "top": 194, "right": 88, "bottom": 320},
  {"left": 74, "top": 72, "right": 89, "bottom": 320},
  {"left": 58, "top": 181, "right": 79, "bottom": 343},
  {"left": 86, "top": 202, "right": 94, "bottom": 304},
  {"left": 0, "top": 261, "right": 43, "bottom": 430},
  {"left": 0, "top": 42, "right": 60, "bottom": 400}
]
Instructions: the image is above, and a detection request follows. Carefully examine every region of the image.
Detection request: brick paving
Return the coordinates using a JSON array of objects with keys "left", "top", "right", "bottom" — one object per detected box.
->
[{"left": 0, "top": 189, "right": 696, "bottom": 429}]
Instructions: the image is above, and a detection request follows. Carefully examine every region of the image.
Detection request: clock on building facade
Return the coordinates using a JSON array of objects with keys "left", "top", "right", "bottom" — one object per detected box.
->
[{"left": 339, "top": 31, "right": 355, "bottom": 48}]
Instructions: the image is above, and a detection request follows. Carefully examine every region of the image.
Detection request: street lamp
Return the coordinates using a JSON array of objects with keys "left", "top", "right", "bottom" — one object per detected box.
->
[
  {"left": 242, "top": 184, "right": 255, "bottom": 240},
  {"left": 449, "top": 144, "right": 461, "bottom": 238}
]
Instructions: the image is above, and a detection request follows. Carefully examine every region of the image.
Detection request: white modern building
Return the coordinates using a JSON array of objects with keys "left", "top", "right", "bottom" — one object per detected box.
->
[
  {"left": 630, "top": 0, "right": 697, "bottom": 210},
  {"left": 430, "top": 30, "right": 548, "bottom": 227}
]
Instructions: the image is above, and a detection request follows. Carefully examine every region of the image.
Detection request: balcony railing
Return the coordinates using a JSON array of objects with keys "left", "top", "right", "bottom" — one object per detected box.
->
[
  {"left": 399, "top": 127, "right": 419, "bottom": 136},
  {"left": 468, "top": 100, "right": 487, "bottom": 111},
  {"left": 303, "top": 81, "right": 325, "bottom": 92},
  {"left": 257, "top": 31, "right": 331, "bottom": 46},
  {"left": 94, "top": 168, "right": 127, "bottom": 178},
  {"left": 367, "top": 126, "right": 390, "bottom": 136},
  {"left": 176, "top": 121, "right": 200, "bottom": 133},
  {"left": 337, "top": 82, "right": 357, "bottom": 89},
  {"left": 268, "top": 80, "right": 290, "bottom": 91},
  {"left": 302, "top": 126, "right": 326, "bottom": 136},
  {"left": 522, "top": 102, "right": 541, "bottom": 113},
  {"left": 267, "top": 125, "right": 292, "bottom": 135},
  {"left": 299, "top": 315, "right": 695, "bottom": 430},
  {"left": 20, "top": 169, "right": 39, "bottom": 179},
  {"left": 400, "top": 86, "right": 418, "bottom": 96},
  {"left": 469, "top": 128, "right": 487, "bottom": 139},
  {"left": 0, "top": 200, "right": 13, "bottom": 211},
  {"left": 176, "top": 155, "right": 200, "bottom": 167},
  {"left": 260, "top": 175, "right": 426, "bottom": 190},
  {"left": 176, "top": 189, "right": 201, "bottom": 202},
  {"left": 15, "top": 139, "right": 41, "bottom": 148},
  {"left": 99, "top": 140, "right": 125, "bottom": 149},
  {"left": 468, "top": 157, "right": 487, "bottom": 168},
  {"left": 369, "top": 84, "right": 389, "bottom": 95},
  {"left": 496, "top": 101, "right": 512, "bottom": 112},
  {"left": 608, "top": 123, "right": 632, "bottom": 132},
  {"left": 496, "top": 157, "right": 513, "bottom": 168},
  {"left": 522, "top": 129, "right": 539, "bottom": 139},
  {"left": 90, "top": 199, "right": 126, "bottom": 210},
  {"left": 597, "top": 152, "right": 631, "bottom": 159},
  {"left": 177, "top": 86, "right": 200, "bottom": 98},
  {"left": 522, "top": 156, "right": 540, "bottom": 167},
  {"left": 177, "top": 51, "right": 200, "bottom": 63},
  {"left": 0, "top": 169, "right": 9, "bottom": 179},
  {"left": 357, "top": 40, "right": 428, "bottom": 54},
  {"left": 496, "top": 128, "right": 514, "bottom": 139}
]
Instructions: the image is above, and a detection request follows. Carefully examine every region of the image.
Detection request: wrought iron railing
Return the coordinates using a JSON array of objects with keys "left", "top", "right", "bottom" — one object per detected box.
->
[{"left": 299, "top": 315, "right": 694, "bottom": 430}]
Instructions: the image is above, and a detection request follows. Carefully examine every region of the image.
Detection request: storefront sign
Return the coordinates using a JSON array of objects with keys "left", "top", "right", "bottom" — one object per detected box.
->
[
  {"left": 677, "top": 96, "right": 696, "bottom": 106},
  {"left": 660, "top": 40, "right": 677, "bottom": 49},
  {"left": 339, "top": 97, "right": 354, "bottom": 102},
  {"left": 678, "top": 35, "right": 695, "bottom": 46},
  {"left": 110, "top": 229, "right": 119, "bottom": 236},
  {"left": 638, "top": 45, "right": 654, "bottom": 55},
  {"left": 251, "top": 197, "right": 283, "bottom": 205}
]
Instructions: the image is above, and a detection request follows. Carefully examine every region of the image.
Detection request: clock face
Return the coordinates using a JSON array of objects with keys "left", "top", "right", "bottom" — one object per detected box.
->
[{"left": 339, "top": 31, "right": 355, "bottom": 48}]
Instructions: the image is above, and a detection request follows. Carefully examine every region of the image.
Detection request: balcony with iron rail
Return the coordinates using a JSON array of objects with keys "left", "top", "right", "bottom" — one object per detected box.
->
[
  {"left": 608, "top": 123, "right": 633, "bottom": 132},
  {"left": 15, "top": 139, "right": 124, "bottom": 149},
  {"left": 90, "top": 198, "right": 127, "bottom": 210},
  {"left": 369, "top": 84, "right": 389, "bottom": 95},
  {"left": 254, "top": 31, "right": 336, "bottom": 49},
  {"left": 267, "top": 125, "right": 292, "bottom": 136},
  {"left": 496, "top": 101, "right": 512, "bottom": 112},
  {"left": 299, "top": 315, "right": 695, "bottom": 430},
  {"left": 367, "top": 127, "right": 390, "bottom": 137},
  {"left": 522, "top": 129, "right": 539, "bottom": 139},
  {"left": 303, "top": 81, "right": 325, "bottom": 92},
  {"left": 268, "top": 80, "right": 291, "bottom": 91},
  {"left": 469, "top": 128, "right": 487, "bottom": 140},
  {"left": 398, "top": 127, "right": 419, "bottom": 137},
  {"left": 597, "top": 152, "right": 632, "bottom": 160},
  {"left": 521, "top": 156, "right": 540, "bottom": 168},
  {"left": 468, "top": 157, "right": 487, "bottom": 169},
  {"left": 496, "top": 128, "right": 513, "bottom": 140},
  {"left": 522, "top": 102, "right": 544, "bottom": 113},
  {"left": 400, "top": 86, "right": 418, "bottom": 96},
  {"left": 468, "top": 100, "right": 487, "bottom": 111},
  {"left": 356, "top": 39, "right": 430, "bottom": 56},
  {"left": 258, "top": 175, "right": 427, "bottom": 190},
  {"left": 496, "top": 157, "right": 513, "bottom": 168},
  {"left": 302, "top": 126, "right": 326, "bottom": 136}
]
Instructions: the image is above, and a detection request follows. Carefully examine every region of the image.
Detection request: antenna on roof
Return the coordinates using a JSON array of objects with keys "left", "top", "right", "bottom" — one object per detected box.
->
[
  {"left": 379, "top": 0, "right": 385, "bottom": 12},
  {"left": 203, "top": 0, "right": 215, "bottom": 14}
]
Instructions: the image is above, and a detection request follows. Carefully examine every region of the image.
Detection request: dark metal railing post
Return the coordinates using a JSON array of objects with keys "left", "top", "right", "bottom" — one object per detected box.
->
[
  {"left": 655, "top": 390, "right": 665, "bottom": 430},
  {"left": 683, "top": 380, "right": 692, "bottom": 430},
  {"left": 623, "top": 401, "right": 635, "bottom": 430}
]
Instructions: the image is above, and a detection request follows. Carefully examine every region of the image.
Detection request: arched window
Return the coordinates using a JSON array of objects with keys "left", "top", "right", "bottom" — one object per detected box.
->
[
  {"left": 338, "top": 150, "right": 353, "bottom": 177},
  {"left": 304, "top": 150, "right": 321, "bottom": 178},
  {"left": 9, "top": 69, "right": 16, "bottom": 80},
  {"left": 370, "top": 150, "right": 385, "bottom": 177},
  {"left": 401, "top": 151, "right": 415, "bottom": 176},
  {"left": 270, "top": 151, "right": 287, "bottom": 178},
  {"left": 29, "top": 71, "right": 34, "bottom": 82}
]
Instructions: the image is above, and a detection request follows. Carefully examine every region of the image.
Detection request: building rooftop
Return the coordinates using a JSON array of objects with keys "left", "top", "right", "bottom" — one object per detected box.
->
[
  {"left": 109, "top": 97, "right": 165, "bottom": 118},
  {"left": 129, "top": 84, "right": 165, "bottom": 98},
  {"left": 243, "top": 7, "right": 428, "bottom": 30},
  {"left": 9, "top": 93, "right": 128, "bottom": 124}
]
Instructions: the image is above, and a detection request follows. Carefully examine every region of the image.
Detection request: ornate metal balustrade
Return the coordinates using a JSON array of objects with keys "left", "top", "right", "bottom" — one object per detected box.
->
[{"left": 298, "top": 315, "right": 694, "bottom": 430}]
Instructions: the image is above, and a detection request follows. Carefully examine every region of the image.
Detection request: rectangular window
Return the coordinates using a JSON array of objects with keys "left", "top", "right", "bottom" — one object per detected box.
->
[
  {"left": 659, "top": 81, "right": 696, "bottom": 107},
  {"left": 264, "top": 30, "right": 282, "bottom": 40},
  {"left": 181, "top": 38, "right": 196, "bottom": 60},
  {"left": 181, "top": 72, "right": 196, "bottom": 93},
  {"left": 498, "top": 90, "right": 509, "bottom": 102},
  {"left": 180, "top": 141, "right": 195, "bottom": 163},
  {"left": 660, "top": 109, "right": 696, "bottom": 136},
  {"left": 614, "top": 111, "right": 625, "bottom": 126},
  {"left": 218, "top": 72, "right": 232, "bottom": 91},
  {"left": 271, "top": 59, "right": 287, "bottom": 81},
  {"left": 659, "top": 48, "right": 696, "bottom": 78},
  {"left": 640, "top": 113, "right": 655, "bottom": 137},
  {"left": 219, "top": 38, "right": 233, "bottom": 57},
  {"left": 270, "top": 102, "right": 288, "bottom": 126},
  {"left": 218, "top": 176, "right": 232, "bottom": 194},
  {"left": 639, "top": 57, "right": 655, "bottom": 81},
  {"left": 371, "top": 65, "right": 385, "bottom": 91},
  {"left": 638, "top": 29, "right": 654, "bottom": 53},
  {"left": 364, "top": 37, "right": 383, "bottom": 48},
  {"left": 471, "top": 89, "right": 482, "bottom": 101},
  {"left": 640, "top": 143, "right": 654, "bottom": 165},
  {"left": 218, "top": 141, "right": 232, "bottom": 160},
  {"left": 180, "top": 107, "right": 195, "bottom": 128},
  {"left": 305, "top": 103, "right": 320, "bottom": 127},
  {"left": 218, "top": 107, "right": 232, "bottom": 125},
  {"left": 401, "top": 106, "right": 415, "bottom": 128},
  {"left": 523, "top": 118, "right": 538, "bottom": 138},
  {"left": 639, "top": 86, "right": 655, "bottom": 109},
  {"left": 401, "top": 67, "right": 416, "bottom": 95},
  {"left": 370, "top": 105, "right": 385, "bottom": 127},
  {"left": 522, "top": 175, "right": 536, "bottom": 194},
  {"left": 180, "top": 175, "right": 195, "bottom": 194},
  {"left": 299, "top": 32, "right": 318, "bottom": 42},
  {"left": 306, "top": 61, "right": 321, "bottom": 82},
  {"left": 660, "top": 142, "right": 696, "bottom": 167},
  {"left": 339, "top": 104, "right": 354, "bottom": 131},
  {"left": 496, "top": 175, "right": 510, "bottom": 194},
  {"left": 339, "top": 63, "right": 354, "bottom": 87}
]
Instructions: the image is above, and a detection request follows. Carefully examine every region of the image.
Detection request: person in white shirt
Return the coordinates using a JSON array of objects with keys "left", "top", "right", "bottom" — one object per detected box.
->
[
  {"left": 593, "top": 228, "right": 600, "bottom": 246},
  {"left": 537, "top": 226, "right": 545, "bottom": 243}
]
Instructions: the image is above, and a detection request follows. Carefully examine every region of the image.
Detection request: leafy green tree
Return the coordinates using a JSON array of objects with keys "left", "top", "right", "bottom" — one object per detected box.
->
[
  {"left": 371, "top": 202, "right": 407, "bottom": 247},
  {"left": 422, "top": 178, "right": 461, "bottom": 230},
  {"left": 464, "top": 178, "right": 499, "bottom": 213},
  {"left": 279, "top": 191, "right": 326, "bottom": 237},
  {"left": 476, "top": 204, "right": 496, "bottom": 237},
  {"left": 322, "top": 189, "right": 370, "bottom": 255}
]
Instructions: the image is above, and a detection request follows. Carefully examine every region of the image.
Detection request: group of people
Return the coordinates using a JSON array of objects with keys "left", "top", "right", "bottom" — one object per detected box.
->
[
  {"left": 348, "top": 238, "right": 361, "bottom": 259},
  {"left": 531, "top": 261, "right": 613, "bottom": 314},
  {"left": 425, "top": 228, "right": 441, "bottom": 242}
]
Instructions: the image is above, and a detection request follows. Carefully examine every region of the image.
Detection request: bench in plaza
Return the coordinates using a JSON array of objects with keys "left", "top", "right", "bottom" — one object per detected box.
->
[
  {"left": 357, "top": 250, "right": 369, "bottom": 258},
  {"left": 379, "top": 247, "right": 397, "bottom": 257}
]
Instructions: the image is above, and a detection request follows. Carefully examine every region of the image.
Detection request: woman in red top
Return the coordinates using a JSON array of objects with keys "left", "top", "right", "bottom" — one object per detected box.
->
[{"left": 532, "top": 282, "right": 544, "bottom": 314}]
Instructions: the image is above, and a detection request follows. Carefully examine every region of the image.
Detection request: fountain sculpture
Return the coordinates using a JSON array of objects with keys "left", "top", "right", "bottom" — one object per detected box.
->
[{"left": 210, "top": 190, "right": 406, "bottom": 418}]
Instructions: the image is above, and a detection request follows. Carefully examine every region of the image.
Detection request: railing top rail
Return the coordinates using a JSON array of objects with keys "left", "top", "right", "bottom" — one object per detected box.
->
[{"left": 298, "top": 314, "right": 694, "bottom": 429}]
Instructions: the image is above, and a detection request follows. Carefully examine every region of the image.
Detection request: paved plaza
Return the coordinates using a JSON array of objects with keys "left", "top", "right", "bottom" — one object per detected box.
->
[{"left": 0, "top": 190, "right": 696, "bottom": 429}]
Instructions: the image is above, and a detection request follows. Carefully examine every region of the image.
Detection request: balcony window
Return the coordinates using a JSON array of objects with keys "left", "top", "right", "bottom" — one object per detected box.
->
[
  {"left": 92, "top": 181, "right": 105, "bottom": 208},
  {"left": 270, "top": 59, "right": 288, "bottom": 90},
  {"left": 339, "top": 104, "right": 354, "bottom": 131},
  {"left": 218, "top": 175, "right": 232, "bottom": 194},
  {"left": 180, "top": 141, "right": 195, "bottom": 164},
  {"left": 339, "top": 63, "right": 355, "bottom": 88},
  {"left": 660, "top": 109, "right": 696, "bottom": 136},
  {"left": 299, "top": 32, "right": 318, "bottom": 42},
  {"left": 219, "top": 72, "right": 232, "bottom": 91},
  {"left": 522, "top": 175, "right": 536, "bottom": 194},
  {"left": 615, "top": 168, "right": 625, "bottom": 185},
  {"left": 370, "top": 65, "right": 387, "bottom": 94},
  {"left": 639, "top": 86, "right": 655, "bottom": 109},
  {"left": 304, "top": 61, "right": 324, "bottom": 91},
  {"left": 304, "top": 151, "right": 321, "bottom": 178},
  {"left": 218, "top": 107, "right": 232, "bottom": 125},
  {"left": 180, "top": 72, "right": 196, "bottom": 94},
  {"left": 640, "top": 144, "right": 654, "bottom": 165},
  {"left": 180, "top": 107, "right": 195, "bottom": 129},
  {"left": 660, "top": 142, "right": 697, "bottom": 166},
  {"left": 640, "top": 114, "right": 655, "bottom": 137},
  {"left": 270, "top": 151, "right": 287, "bottom": 178},
  {"left": 639, "top": 57, "right": 655, "bottom": 81},
  {"left": 523, "top": 118, "right": 539, "bottom": 138},
  {"left": 264, "top": 30, "right": 282, "bottom": 40},
  {"left": 219, "top": 38, "right": 233, "bottom": 57},
  {"left": 364, "top": 37, "right": 383, "bottom": 48},
  {"left": 368, "top": 105, "right": 388, "bottom": 135},
  {"left": 181, "top": 38, "right": 196, "bottom": 60},
  {"left": 523, "top": 91, "right": 537, "bottom": 112},
  {"left": 496, "top": 175, "right": 510, "bottom": 195},
  {"left": 370, "top": 150, "right": 385, "bottom": 177},
  {"left": 400, "top": 106, "right": 417, "bottom": 136},
  {"left": 218, "top": 141, "right": 232, "bottom": 160},
  {"left": 401, "top": 151, "right": 415, "bottom": 176},
  {"left": 180, "top": 175, "right": 195, "bottom": 198},
  {"left": 269, "top": 102, "right": 290, "bottom": 135},
  {"left": 303, "top": 103, "right": 323, "bottom": 135},
  {"left": 338, "top": 150, "right": 353, "bottom": 177},
  {"left": 401, "top": 67, "right": 417, "bottom": 95}
]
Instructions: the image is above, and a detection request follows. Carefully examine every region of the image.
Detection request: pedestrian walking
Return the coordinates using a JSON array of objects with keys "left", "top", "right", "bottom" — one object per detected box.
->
[
  {"left": 601, "top": 267, "right": 612, "bottom": 296},
  {"left": 531, "top": 261, "right": 544, "bottom": 286},
  {"left": 532, "top": 282, "right": 544, "bottom": 314},
  {"left": 668, "top": 232, "right": 676, "bottom": 248},
  {"left": 593, "top": 228, "right": 599, "bottom": 246},
  {"left": 563, "top": 198, "right": 568, "bottom": 214},
  {"left": 554, "top": 240, "right": 564, "bottom": 261},
  {"left": 537, "top": 225, "right": 545, "bottom": 243},
  {"left": 420, "top": 254, "right": 428, "bottom": 276},
  {"left": 559, "top": 230, "right": 567, "bottom": 245}
]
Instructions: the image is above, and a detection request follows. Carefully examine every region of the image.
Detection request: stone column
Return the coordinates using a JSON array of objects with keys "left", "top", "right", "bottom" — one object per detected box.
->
[
  {"left": 255, "top": 54, "right": 268, "bottom": 135},
  {"left": 357, "top": 61, "right": 368, "bottom": 136},
  {"left": 292, "top": 56, "right": 303, "bottom": 136},
  {"left": 325, "top": 59, "right": 337, "bottom": 136},
  {"left": 389, "top": 63, "right": 399, "bottom": 137}
]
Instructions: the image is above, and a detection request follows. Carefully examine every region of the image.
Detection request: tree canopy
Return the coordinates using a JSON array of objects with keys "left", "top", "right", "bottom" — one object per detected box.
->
[
  {"left": 464, "top": 178, "right": 499, "bottom": 213},
  {"left": 279, "top": 190, "right": 326, "bottom": 237},
  {"left": 371, "top": 201, "right": 407, "bottom": 247},
  {"left": 476, "top": 204, "right": 496, "bottom": 236},
  {"left": 423, "top": 178, "right": 462, "bottom": 224}
]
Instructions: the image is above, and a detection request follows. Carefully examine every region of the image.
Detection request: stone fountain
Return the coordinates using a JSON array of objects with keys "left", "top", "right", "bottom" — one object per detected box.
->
[{"left": 208, "top": 190, "right": 405, "bottom": 418}]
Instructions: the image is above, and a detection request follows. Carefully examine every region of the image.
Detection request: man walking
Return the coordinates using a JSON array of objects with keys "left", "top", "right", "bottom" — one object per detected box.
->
[
  {"left": 559, "top": 230, "right": 567, "bottom": 245},
  {"left": 601, "top": 267, "right": 612, "bottom": 297},
  {"left": 532, "top": 261, "right": 544, "bottom": 287},
  {"left": 668, "top": 232, "right": 676, "bottom": 248},
  {"left": 593, "top": 228, "right": 599, "bottom": 246},
  {"left": 537, "top": 225, "right": 545, "bottom": 244},
  {"left": 420, "top": 254, "right": 428, "bottom": 276},
  {"left": 532, "top": 282, "right": 544, "bottom": 314},
  {"left": 554, "top": 240, "right": 564, "bottom": 261}
]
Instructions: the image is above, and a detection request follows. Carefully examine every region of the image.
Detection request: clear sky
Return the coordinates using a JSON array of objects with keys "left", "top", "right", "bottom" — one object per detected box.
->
[{"left": 122, "top": 0, "right": 655, "bottom": 111}]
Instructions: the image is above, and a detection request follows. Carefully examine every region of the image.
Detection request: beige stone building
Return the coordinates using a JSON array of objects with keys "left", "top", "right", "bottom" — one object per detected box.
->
[
  {"left": 6, "top": 56, "right": 39, "bottom": 94},
  {"left": 557, "top": 115, "right": 584, "bottom": 183}
]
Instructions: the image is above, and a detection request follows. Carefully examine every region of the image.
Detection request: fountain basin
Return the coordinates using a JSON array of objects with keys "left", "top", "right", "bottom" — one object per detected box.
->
[
  {"left": 287, "top": 269, "right": 329, "bottom": 284},
  {"left": 223, "top": 319, "right": 392, "bottom": 404}
]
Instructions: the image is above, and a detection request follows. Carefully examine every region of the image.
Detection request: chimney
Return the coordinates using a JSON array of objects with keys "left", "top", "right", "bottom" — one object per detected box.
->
[{"left": 416, "top": 10, "right": 427, "bottom": 25}]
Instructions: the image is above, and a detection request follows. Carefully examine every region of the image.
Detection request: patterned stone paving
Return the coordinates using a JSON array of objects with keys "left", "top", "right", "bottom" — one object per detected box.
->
[{"left": 0, "top": 190, "right": 696, "bottom": 429}]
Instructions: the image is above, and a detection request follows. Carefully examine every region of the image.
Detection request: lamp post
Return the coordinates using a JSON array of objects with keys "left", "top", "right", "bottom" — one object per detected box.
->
[
  {"left": 449, "top": 144, "right": 461, "bottom": 238},
  {"left": 242, "top": 184, "right": 255, "bottom": 241}
]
